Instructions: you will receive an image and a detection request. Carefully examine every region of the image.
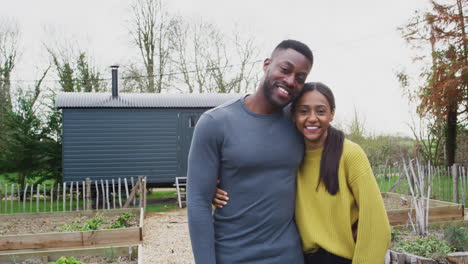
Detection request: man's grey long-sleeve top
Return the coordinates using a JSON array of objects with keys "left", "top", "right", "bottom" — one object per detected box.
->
[{"left": 187, "top": 97, "right": 304, "bottom": 264}]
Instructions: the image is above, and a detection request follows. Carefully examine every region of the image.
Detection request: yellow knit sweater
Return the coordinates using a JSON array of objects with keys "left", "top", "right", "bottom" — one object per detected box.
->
[{"left": 295, "top": 139, "right": 391, "bottom": 264}]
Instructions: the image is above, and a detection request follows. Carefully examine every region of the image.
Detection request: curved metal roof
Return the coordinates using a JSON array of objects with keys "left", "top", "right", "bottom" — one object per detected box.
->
[{"left": 55, "top": 92, "right": 244, "bottom": 108}]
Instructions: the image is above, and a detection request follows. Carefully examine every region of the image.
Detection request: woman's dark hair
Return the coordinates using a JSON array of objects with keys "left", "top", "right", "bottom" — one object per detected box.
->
[{"left": 291, "top": 82, "right": 345, "bottom": 195}]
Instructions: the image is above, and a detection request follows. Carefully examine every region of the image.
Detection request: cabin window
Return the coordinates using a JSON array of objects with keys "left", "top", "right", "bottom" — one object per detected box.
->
[{"left": 189, "top": 116, "right": 197, "bottom": 128}]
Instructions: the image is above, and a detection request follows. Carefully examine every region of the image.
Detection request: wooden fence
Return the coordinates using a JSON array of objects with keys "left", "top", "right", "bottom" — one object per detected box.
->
[
  {"left": 375, "top": 164, "right": 467, "bottom": 206},
  {"left": 0, "top": 176, "right": 147, "bottom": 214}
]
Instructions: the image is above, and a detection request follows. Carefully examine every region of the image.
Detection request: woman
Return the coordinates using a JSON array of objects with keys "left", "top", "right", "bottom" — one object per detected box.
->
[
  {"left": 215, "top": 82, "right": 391, "bottom": 263},
  {"left": 291, "top": 82, "right": 390, "bottom": 263}
]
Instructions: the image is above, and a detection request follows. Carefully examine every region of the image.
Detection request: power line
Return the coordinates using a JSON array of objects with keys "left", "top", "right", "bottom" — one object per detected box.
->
[{"left": 0, "top": 60, "right": 263, "bottom": 83}]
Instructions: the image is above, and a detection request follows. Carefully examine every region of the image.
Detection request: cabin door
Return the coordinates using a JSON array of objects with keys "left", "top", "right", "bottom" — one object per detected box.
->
[{"left": 177, "top": 112, "right": 200, "bottom": 177}]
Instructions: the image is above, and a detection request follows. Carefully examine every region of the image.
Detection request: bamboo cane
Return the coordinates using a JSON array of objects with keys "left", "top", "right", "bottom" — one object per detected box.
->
[
  {"left": 112, "top": 179, "right": 116, "bottom": 209},
  {"left": 57, "top": 183, "right": 60, "bottom": 212},
  {"left": 10, "top": 184, "right": 14, "bottom": 214},
  {"left": 131, "top": 177, "right": 135, "bottom": 206},
  {"left": 0, "top": 184, "right": 3, "bottom": 214},
  {"left": 86, "top": 178, "right": 91, "bottom": 210},
  {"left": 124, "top": 178, "right": 129, "bottom": 207},
  {"left": 63, "top": 182, "right": 66, "bottom": 211},
  {"left": 459, "top": 166, "right": 466, "bottom": 206},
  {"left": 50, "top": 184, "right": 54, "bottom": 212},
  {"left": 30, "top": 184, "right": 33, "bottom": 213},
  {"left": 106, "top": 180, "right": 110, "bottom": 209},
  {"left": 17, "top": 184, "right": 20, "bottom": 213},
  {"left": 452, "top": 164, "right": 459, "bottom": 204},
  {"left": 101, "top": 179, "right": 105, "bottom": 209},
  {"left": 4, "top": 184, "right": 8, "bottom": 213},
  {"left": 138, "top": 176, "right": 143, "bottom": 207},
  {"left": 143, "top": 176, "right": 147, "bottom": 210},
  {"left": 95, "top": 180, "right": 100, "bottom": 210},
  {"left": 36, "top": 184, "right": 40, "bottom": 213},
  {"left": 43, "top": 184, "right": 46, "bottom": 213},
  {"left": 76, "top": 182, "right": 79, "bottom": 211},
  {"left": 123, "top": 182, "right": 140, "bottom": 208},
  {"left": 69, "top": 182, "right": 73, "bottom": 211},
  {"left": 23, "top": 183, "right": 28, "bottom": 213},
  {"left": 118, "top": 178, "right": 122, "bottom": 208},
  {"left": 82, "top": 181, "right": 86, "bottom": 210}
]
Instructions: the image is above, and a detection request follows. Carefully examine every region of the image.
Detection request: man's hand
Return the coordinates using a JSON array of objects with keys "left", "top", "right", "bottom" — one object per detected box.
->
[{"left": 212, "top": 180, "right": 229, "bottom": 208}]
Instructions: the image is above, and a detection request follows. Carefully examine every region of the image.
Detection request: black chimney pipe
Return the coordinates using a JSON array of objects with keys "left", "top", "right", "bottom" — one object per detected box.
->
[{"left": 111, "top": 65, "right": 119, "bottom": 98}]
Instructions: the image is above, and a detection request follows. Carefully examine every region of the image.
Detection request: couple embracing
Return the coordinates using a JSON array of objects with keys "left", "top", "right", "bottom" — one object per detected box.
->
[{"left": 187, "top": 40, "right": 391, "bottom": 264}]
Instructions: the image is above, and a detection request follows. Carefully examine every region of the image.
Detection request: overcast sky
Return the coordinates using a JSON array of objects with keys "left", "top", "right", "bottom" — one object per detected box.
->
[{"left": 1, "top": 0, "right": 432, "bottom": 136}]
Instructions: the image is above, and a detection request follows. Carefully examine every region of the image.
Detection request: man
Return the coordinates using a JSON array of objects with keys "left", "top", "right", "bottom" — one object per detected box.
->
[{"left": 187, "top": 39, "right": 313, "bottom": 264}]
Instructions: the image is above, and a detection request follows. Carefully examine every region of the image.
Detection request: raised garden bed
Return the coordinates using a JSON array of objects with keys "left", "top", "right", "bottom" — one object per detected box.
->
[
  {"left": 386, "top": 228, "right": 468, "bottom": 264},
  {"left": 383, "top": 193, "right": 467, "bottom": 263},
  {"left": 382, "top": 192, "right": 465, "bottom": 225},
  {"left": 0, "top": 208, "right": 144, "bottom": 251},
  {"left": 0, "top": 244, "right": 141, "bottom": 264},
  {"left": 386, "top": 214, "right": 467, "bottom": 264}
]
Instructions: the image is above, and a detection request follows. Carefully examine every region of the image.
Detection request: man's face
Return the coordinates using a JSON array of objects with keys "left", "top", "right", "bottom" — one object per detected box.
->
[{"left": 262, "top": 49, "right": 312, "bottom": 108}]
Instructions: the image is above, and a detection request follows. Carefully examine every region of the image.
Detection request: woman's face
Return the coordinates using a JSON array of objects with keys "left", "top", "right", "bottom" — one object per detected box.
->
[{"left": 293, "top": 90, "right": 334, "bottom": 150}]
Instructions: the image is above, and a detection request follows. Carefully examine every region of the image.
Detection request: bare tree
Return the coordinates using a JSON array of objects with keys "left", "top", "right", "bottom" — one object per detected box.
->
[
  {"left": 170, "top": 18, "right": 260, "bottom": 93},
  {"left": 0, "top": 20, "right": 19, "bottom": 113},
  {"left": 171, "top": 17, "right": 210, "bottom": 93},
  {"left": 206, "top": 30, "right": 260, "bottom": 93},
  {"left": 232, "top": 34, "right": 261, "bottom": 93},
  {"left": 408, "top": 115, "right": 444, "bottom": 165},
  {"left": 171, "top": 18, "right": 225, "bottom": 93},
  {"left": 129, "top": 0, "right": 174, "bottom": 93},
  {"left": 121, "top": 63, "right": 148, "bottom": 93},
  {"left": 347, "top": 107, "right": 366, "bottom": 142}
]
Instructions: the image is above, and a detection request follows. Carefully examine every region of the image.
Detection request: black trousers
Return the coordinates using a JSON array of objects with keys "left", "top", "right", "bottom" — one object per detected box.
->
[{"left": 304, "top": 248, "right": 352, "bottom": 264}]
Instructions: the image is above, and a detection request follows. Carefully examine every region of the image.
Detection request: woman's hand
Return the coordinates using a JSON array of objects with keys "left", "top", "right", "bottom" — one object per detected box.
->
[{"left": 212, "top": 181, "right": 229, "bottom": 208}]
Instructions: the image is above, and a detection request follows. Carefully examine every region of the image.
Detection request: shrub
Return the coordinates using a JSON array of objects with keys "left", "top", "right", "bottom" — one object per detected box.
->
[
  {"left": 59, "top": 221, "right": 83, "bottom": 232},
  {"left": 391, "top": 228, "right": 402, "bottom": 242},
  {"left": 81, "top": 213, "right": 105, "bottom": 231},
  {"left": 50, "top": 256, "right": 84, "bottom": 264},
  {"left": 444, "top": 226, "right": 468, "bottom": 251},
  {"left": 108, "top": 212, "right": 135, "bottom": 229},
  {"left": 60, "top": 213, "right": 106, "bottom": 232},
  {"left": 60, "top": 212, "right": 135, "bottom": 232},
  {"left": 393, "top": 235, "right": 453, "bottom": 260}
]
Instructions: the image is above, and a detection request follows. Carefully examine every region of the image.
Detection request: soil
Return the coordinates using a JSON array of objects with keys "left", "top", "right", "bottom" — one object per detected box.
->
[
  {"left": 0, "top": 196, "right": 439, "bottom": 236},
  {"left": 382, "top": 194, "right": 440, "bottom": 211},
  {"left": 15, "top": 256, "right": 137, "bottom": 264}
]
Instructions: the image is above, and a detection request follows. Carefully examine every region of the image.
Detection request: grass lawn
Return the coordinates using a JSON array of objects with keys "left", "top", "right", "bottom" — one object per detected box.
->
[
  {"left": 0, "top": 188, "right": 182, "bottom": 214},
  {"left": 147, "top": 189, "right": 179, "bottom": 200},
  {"left": 377, "top": 174, "right": 468, "bottom": 205},
  {"left": 146, "top": 203, "right": 180, "bottom": 213},
  {"left": 146, "top": 189, "right": 182, "bottom": 213}
]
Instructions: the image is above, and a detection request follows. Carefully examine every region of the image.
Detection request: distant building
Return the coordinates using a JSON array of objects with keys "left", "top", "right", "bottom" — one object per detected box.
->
[{"left": 55, "top": 92, "right": 241, "bottom": 186}]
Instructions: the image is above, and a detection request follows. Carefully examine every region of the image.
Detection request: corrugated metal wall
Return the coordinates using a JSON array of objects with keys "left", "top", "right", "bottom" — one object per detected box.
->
[{"left": 62, "top": 108, "right": 206, "bottom": 184}]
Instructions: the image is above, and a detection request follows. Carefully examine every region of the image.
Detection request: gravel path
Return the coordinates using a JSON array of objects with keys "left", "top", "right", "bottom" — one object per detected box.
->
[{"left": 142, "top": 209, "right": 194, "bottom": 264}]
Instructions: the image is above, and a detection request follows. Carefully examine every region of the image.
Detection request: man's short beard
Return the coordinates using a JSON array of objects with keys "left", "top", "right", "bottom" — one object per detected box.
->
[{"left": 262, "top": 81, "right": 293, "bottom": 109}]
